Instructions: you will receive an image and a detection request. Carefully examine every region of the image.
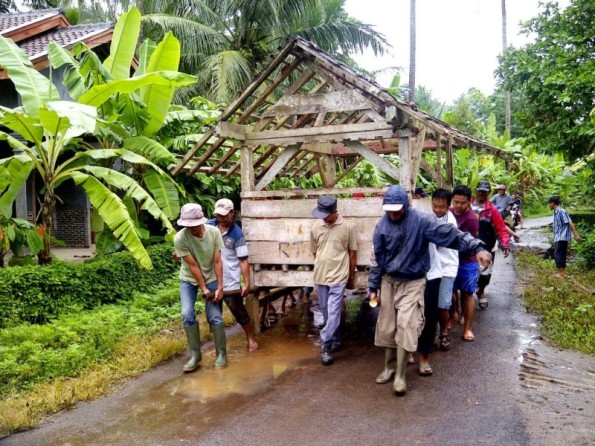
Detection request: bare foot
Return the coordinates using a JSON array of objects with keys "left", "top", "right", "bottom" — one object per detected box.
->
[
  {"left": 462, "top": 330, "right": 475, "bottom": 342},
  {"left": 407, "top": 353, "right": 415, "bottom": 364},
  {"left": 248, "top": 338, "right": 259, "bottom": 352}
]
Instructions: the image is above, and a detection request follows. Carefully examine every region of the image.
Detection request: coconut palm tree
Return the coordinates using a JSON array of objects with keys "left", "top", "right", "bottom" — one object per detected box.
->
[{"left": 139, "top": 0, "right": 390, "bottom": 103}]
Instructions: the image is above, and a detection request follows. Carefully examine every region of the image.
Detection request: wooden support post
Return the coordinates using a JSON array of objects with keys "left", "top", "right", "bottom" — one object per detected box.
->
[
  {"left": 240, "top": 145, "right": 255, "bottom": 192},
  {"left": 410, "top": 125, "right": 426, "bottom": 192},
  {"left": 435, "top": 136, "right": 443, "bottom": 187},
  {"left": 245, "top": 293, "right": 260, "bottom": 335},
  {"left": 445, "top": 137, "right": 454, "bottom": 188},
  {"left": 398, "top": 128, "right": 412, "bottom": 192},
  {"left": 317, "top": 154, "right": 336, "bottom": 187}
]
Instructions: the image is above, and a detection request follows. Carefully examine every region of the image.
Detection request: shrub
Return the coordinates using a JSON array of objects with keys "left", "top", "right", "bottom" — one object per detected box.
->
[{"left": 0, "top": 244, "right": 177, "bottom": 328}]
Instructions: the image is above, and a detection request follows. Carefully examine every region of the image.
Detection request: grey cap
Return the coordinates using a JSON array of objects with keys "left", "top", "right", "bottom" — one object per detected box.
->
[{"left": 311, "top": 195, "right": 337, "bottom": 219}]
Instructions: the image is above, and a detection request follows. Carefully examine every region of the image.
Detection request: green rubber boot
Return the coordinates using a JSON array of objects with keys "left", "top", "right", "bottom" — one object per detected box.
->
[
  {"left": 183, "top": 323, "right": 202, "bottom": 372},
  {"left": 212, "top": 323, "right": 228, "bottom": 368},
  {"left": 375, "top": 348, "right": 397, "bottom": 384},
  {"left": 392, "top": 347, "right": 408, "bottom": 395}
]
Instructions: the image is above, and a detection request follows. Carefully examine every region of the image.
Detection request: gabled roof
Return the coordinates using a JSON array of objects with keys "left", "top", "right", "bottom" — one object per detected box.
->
[
  {"left": 172, "top": 37, "right": 506, "bottom": 189},
  {"left": 0, "top": 8, "right": 113, "bottom": 79}
]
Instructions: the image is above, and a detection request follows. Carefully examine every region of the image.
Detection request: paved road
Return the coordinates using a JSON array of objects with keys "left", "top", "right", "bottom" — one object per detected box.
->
[{"left": 3, "top": 218, "right": 593, "bottom": 446}]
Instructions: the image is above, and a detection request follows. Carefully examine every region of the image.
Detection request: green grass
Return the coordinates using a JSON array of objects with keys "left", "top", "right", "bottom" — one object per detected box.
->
[{"left": 516, "top": 251, "right": 595, "bottom": 354}]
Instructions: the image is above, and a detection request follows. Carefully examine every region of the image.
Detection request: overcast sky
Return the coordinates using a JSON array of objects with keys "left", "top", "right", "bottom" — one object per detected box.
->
[{"left": 344, "top": 0, "right": 570, "bottom": 104}]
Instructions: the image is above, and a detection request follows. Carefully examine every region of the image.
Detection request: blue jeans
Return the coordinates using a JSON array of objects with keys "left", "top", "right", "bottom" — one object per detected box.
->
[
  {"left": 180, "top": 280, "right": 223, "bottom": 327},
  {"left": 438, "top": 276, "right": 455, "bottom": 310},
  {"left": 316, "top": 283, "right": 346, "bottom": 347}
]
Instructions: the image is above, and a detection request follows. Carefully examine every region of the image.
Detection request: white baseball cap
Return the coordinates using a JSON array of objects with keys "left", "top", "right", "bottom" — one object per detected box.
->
[{"left": 214, "top": 198, "right": 234, "bottom": 216}]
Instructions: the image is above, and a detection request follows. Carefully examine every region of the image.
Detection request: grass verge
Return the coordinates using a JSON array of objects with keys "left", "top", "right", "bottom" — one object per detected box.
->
[
  {"left": 0, "top": 282, "right": 235, "bottom": 437},
  {"left": 515, "top": 251, "right": 595, "bottom": 354}
]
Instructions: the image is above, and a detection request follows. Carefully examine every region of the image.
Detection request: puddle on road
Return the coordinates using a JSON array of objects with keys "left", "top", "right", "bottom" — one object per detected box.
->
[{"left": 168, "top": 327, "right": 318, "bottom": 403}]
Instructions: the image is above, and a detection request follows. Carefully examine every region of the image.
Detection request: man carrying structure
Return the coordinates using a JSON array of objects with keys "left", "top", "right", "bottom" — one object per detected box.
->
[
  {"left": 208, "top": 198, "right": 258, "bottom": 352},
  {"left": 472, "top": 181, "right": 511, "bottom": 309},
  {"left": 548, "top": 196, "right": 581, "bottom": 278},
  {"left": 370, "top": 185, "right": 491, "bottom": 396},
  {"left": 310, "top": 195, "right": 357, "bottom": 366},
  {"left": 174, "top": 203, "right": 228, "bottom": 372}
]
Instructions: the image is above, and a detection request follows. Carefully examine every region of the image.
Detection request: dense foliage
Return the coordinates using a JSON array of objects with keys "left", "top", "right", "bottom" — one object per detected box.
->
[
  {"left": 0, "top": 244, "right": 177, "bottom": 328},
  {"left": 0, "top": 278, "right": 183, "bottom": 398},
  {"left": 497, "top": 0, "right": 595, "bottom": 161}
]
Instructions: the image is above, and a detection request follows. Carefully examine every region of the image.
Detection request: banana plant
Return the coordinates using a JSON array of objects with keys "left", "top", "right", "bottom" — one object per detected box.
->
[
  {"left": 0, "top": 14, "right": 196, "bottom": 267},
  {"left": 50, "top": 6, "right": 187, "bottom": 225}
]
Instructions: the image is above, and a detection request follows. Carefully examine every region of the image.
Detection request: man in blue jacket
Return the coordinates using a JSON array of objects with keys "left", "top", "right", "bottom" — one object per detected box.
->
[{"left": 369, "top": 185, "right": 491, "bottom": 396}]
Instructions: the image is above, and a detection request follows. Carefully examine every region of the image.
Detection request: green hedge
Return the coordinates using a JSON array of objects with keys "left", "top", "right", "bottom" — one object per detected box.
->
[{"left": 0, "top": 244, "right": 177, "bottom": 328}]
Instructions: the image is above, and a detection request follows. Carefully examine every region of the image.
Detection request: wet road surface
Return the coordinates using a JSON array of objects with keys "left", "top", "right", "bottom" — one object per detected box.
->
[{"left": 2, "top": 220, "right": 593, "bottom": 446}]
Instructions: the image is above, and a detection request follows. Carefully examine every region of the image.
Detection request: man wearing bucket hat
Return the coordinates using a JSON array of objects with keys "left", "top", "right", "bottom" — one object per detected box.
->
[
  {"left": 174, "top": 203, "right": 227, "bottom": 372},
  {"left": 369, "top": 185, "right": 491, "bottom": 396},
  {"left": 310, "top": 195, "right": 358, "bottom": 366},
  {"left": 207, "top": 198, "right": 258, "bottom": 352}
]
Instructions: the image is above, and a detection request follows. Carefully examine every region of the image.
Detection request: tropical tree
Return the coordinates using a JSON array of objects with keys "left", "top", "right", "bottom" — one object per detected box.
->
[
  {"left": 138, "top": 0, "right": 390, "bottom": 103},
  {"left": 497, "top": 0, "right": 595, "bottom": 161},
  {"left": 0, "top": 8, "right": 196, "bottom": 267},
  {"left": 0, "top": 210, "right": 44, "bottom": 267}
]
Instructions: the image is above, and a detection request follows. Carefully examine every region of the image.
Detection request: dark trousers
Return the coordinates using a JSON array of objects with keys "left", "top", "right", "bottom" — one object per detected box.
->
[
  {"left": 554, "top": 240, "right": 568, "bottom": 268},
  {"left": 418, "top": 278, "right": 441, "bottom": 354}
]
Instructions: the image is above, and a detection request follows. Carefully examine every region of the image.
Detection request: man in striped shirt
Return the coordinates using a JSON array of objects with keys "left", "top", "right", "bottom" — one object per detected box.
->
[{"left": 548, "top": 196, "right": 581, "bottom": 278}]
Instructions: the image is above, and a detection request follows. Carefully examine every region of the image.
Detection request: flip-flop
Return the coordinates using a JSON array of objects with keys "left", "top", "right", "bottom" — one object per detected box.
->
[
  {"left": 418, "top": 364, "right": 433, "bottom": 376},
  {"left": 462, "top": 334, "right": 476, "bottom": 342},
  {"left": 478, "top": 297, "right": 488, "bottom": 309}
]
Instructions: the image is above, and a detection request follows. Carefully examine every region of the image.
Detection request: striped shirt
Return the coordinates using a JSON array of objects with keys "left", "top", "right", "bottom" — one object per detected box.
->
[{"left": 552, "top": 207, "right": 572, "bottom": 242}]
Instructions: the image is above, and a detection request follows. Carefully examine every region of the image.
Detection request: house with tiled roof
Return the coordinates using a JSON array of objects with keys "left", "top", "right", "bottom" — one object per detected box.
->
[{"left": 0, "top": 8, "right": 114, "bottom": 248}]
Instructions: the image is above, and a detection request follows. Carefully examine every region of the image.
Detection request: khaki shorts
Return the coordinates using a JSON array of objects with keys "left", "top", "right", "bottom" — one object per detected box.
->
[{"left": 375, "top": 276, "right": 426, "bottom": 352}]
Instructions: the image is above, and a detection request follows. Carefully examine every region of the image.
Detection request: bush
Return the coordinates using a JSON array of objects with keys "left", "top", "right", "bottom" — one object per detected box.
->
[
  {"left": 0, "top": 244, "right": 177, "bottom": 328},
  {"left": 575, "top": 227, "right": 595, "bottom": 269},
  {"left": 0, "top": 280, "right": 184, "bottom": 397}
]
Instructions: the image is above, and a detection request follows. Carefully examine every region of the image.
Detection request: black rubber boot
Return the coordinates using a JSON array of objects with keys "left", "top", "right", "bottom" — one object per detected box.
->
[{"left": 183, "top": 323, "right": 202, "bottom": 372}]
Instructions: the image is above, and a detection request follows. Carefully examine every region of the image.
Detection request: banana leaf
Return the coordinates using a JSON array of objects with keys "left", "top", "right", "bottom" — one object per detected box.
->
[
  {"left": 78, "top": 71, "right": 197, "bottom": 108},
  {"left": 69, "top": 172, "right": 152, "bottom": 269},
  {"left": 0, "top": 155, "right": 34, "bottom": 216},
  {"left": 141, "top": 32, "right": 182, "bottom": 136},
  {"left": 0, "top": 36, "right": 60, "bottom": 119},
  {"left": 0, "top": 105, "right": 43, "bottom": 142},
  {"left": 103, "top": 7, "right": 141, "bottom": 80}
]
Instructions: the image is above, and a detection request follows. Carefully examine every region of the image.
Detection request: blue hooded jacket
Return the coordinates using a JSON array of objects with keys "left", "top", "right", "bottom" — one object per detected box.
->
[{"left": 368, "top": 186, "right": 485, "bottom": 292}]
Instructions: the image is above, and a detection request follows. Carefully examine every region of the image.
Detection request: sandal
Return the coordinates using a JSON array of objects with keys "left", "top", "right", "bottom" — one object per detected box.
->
[
  {"left": 439, "top": 334, "right": 452, "bottom": 351},
  {"left": 478, "top": 296, "right": 488, "bottom": 309},
  {"left": 418, "top": 363, "right": 433, "bottom": 376}
]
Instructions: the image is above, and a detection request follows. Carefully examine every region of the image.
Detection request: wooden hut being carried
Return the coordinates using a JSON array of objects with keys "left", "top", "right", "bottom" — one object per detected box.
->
[{"left": 171, "top": 37, "right": 506, "bottom": 328}]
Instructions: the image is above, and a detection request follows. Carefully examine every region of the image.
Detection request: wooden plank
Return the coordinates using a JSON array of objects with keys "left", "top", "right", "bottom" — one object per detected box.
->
[
  {"left": 240, "top": 146, "right": 255, "bottom": 192},
  {"left": 252, "top": 269, "right": 369, "bottom": 289},
  {"left": 216, "top": 122, "right": 246, "bottom": 140},
  {"left": 255, "top": 145, "right": 301, "bottom": 191},
  {"left": 398, "top": 127, "right": 412, "bottom": 192},
  {"left": 241, "top": 187, "right": 386, "bottom": 199},
  {"left": 245, "top": 121, "right": 392, "bottom": 142},
  {"left": 263, "top": 90, "right": 376, "bottom": 116},
  {"left": 410, "top": 125, "right": 426, "bottom": 192},
  {"left": 345, "top": 140, "right": 400, "bottom": 182},
  {"left": 318, "top": 154, "right": 336, "bottom": 187},
  {"left": 435, "top": 136, "right": 442, "bottom": 187},
  {"left": 446, "top": 137, "right": 454, "bottom": 188},
  {"left": 242, "top": 197, "right": 384, "bottom": 218},
  {"left": 248, "top": 240, "right": 373, "bottom": 265},
  {"left": 243, "top": 217, "right": 379, "bottom": 242}
]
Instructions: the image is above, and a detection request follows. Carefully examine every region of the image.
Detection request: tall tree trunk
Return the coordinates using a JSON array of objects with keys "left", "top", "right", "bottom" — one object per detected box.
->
[
  {"left": 408, "top": 0, "right": 416, "bottom": 104},
  {"left": 502, "top": 0, "right": 511, "bottom": 135}
]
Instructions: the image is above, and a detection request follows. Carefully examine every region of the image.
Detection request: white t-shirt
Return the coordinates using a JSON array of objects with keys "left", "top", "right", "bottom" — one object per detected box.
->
[{"left": 435, "top": 210, "right": 459, "bottom": 277}]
